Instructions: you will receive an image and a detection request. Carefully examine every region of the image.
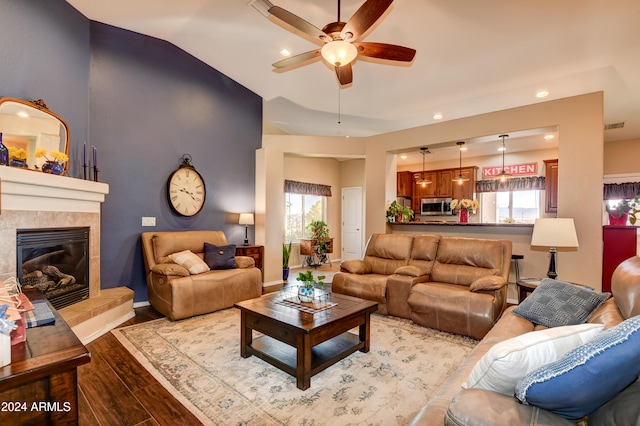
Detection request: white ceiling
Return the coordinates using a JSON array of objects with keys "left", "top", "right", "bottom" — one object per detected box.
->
[{"left": 66, "top": 0, "right": 640, "bottom": 166}]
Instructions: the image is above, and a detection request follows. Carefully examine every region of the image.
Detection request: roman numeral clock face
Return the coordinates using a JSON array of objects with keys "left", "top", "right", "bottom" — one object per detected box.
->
[{"left": 167, "top": 165, "right": 206, "bottom": 217}]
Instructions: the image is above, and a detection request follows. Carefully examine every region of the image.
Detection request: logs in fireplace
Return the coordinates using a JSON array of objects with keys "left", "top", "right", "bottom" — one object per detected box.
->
[{"left": 17, "top": 227, "right": 90, "bottom": 310}]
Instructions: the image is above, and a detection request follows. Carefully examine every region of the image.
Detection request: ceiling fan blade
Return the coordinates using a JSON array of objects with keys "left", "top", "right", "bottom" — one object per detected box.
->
[
  {"left": 354, "top": 42, "right": 416, "bottom": 62},
  {"left": 272, "top": 50, "right": 321, "bottom": 71},
  {"left": 341, "top": 0, "right": 393, "bottom": 42},
  {"left": 335, "top": 63, "right": 353, "bottom": 86},
  {"left": 268, "top": 6, "right": 329, "bottom": 46}
]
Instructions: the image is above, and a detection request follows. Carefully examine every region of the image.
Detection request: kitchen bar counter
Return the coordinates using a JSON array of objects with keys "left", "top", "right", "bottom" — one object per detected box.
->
[{"left": 389, "top": 221, "right": 533, "bottom": 228}]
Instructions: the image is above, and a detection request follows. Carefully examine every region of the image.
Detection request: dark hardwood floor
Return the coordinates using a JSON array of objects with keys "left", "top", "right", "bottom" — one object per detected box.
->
[{"left": 77, "top": 305, "right": 203, "bottom": 426}]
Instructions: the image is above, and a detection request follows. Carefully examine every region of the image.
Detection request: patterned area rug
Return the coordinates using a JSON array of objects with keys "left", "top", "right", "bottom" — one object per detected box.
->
[{"left": 112, "top": 308, "right": 476, "bottom": 425}]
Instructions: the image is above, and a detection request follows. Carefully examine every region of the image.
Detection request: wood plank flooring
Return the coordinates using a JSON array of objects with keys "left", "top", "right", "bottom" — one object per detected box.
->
[{"left": 77, "top": 305, "right": 203, "bottom": 426}]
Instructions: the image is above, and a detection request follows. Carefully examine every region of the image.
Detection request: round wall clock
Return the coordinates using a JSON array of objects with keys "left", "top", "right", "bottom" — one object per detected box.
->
[{"left": 167, "top": 154, "right": 206, "bottom": 217}]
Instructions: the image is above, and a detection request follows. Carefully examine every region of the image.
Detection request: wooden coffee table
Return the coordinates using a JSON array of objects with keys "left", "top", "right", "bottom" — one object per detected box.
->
[{"left": 234, "top": 291, "right": 378, "bottom": 390}]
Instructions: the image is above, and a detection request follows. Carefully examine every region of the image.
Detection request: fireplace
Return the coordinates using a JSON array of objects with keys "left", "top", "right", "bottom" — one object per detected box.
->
[{"left": 17, "top": 227, "right": 90, "bottom": 310}]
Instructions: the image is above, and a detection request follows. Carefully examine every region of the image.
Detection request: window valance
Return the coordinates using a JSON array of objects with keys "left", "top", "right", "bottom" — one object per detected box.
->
[
  {"left": 476, "top": 176, "right": 546, "bottom": 193},
  {"left": 284, "top": 179, "right": 332, "bottom": 197},
  {"left": 603, "top": 182, "right": 640, "bottom": 200}
]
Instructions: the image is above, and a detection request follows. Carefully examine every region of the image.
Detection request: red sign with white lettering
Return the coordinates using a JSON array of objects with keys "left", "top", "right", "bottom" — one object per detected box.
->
[{"left": 482, "top": 162, "right": 538, "bottom": 179}]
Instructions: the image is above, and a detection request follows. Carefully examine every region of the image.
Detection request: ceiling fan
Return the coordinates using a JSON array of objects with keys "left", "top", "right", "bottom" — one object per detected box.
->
[{"left": 268, "top": 0, "right": 416, "bottom": 86}]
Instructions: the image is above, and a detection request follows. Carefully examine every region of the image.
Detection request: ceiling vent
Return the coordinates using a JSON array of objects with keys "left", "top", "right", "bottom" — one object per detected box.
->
[{"left": 604, "top": 122, "right": 625, "bottom": 130}]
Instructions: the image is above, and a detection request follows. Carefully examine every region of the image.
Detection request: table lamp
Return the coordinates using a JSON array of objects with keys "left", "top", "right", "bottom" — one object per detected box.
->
[
  {"left": 239, "top": 213, "right": 254, "bottom": 245},
  {"left": 530, "top": 218, "right": 579, "bottom": 279}
]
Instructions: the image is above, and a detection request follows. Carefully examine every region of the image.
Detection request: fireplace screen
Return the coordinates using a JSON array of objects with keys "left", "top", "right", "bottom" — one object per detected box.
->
[{"left": 17, "top": 227, "right": 90, "bottom": 310}]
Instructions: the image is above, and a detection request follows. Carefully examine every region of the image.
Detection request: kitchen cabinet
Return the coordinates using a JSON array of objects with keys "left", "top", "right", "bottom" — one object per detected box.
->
[
  {"left": 436, "top": 170, "right": 454, "bottom": 197},
  {"left": 397, "top": 171, "right": 414, "bottom": 198},
  {"left": 544, "top": 159, "right": 558, "bottom": 213},
  {"left": 412, "top": 172, "right": 436, "bottom": 212},
  {"left": 452, "top": 167, "right": 478, "bottom": 200}
]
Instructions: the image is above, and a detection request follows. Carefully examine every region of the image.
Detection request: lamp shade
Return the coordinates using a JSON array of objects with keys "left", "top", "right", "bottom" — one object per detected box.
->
[
  {"left": 531, "top": 218, "right": 579, "bottom": 248},
  {"left": 321, "top": 40, "right": 358, "bottom": 67},
  {"left": 239, "top": 213, "right": 254, "bottom": 225}
]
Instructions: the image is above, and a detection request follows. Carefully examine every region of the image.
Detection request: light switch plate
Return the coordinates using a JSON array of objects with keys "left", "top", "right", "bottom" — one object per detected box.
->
[{"left": 141, "top": 216, "right": 156, "bottom": 227}]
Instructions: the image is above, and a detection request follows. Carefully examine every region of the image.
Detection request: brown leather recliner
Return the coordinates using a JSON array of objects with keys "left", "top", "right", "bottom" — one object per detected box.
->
[
  {"left": 332, "top": 233, "right": 512, "bottom": 340},
  {"left": 141, "top": 230, "right": 262, "bottom": 320}
]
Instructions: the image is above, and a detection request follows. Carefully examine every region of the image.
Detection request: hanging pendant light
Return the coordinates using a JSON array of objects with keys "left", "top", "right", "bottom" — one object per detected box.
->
[
  {"left": 416, "top": 147, "right": 432, "bottom": 187},
  {"left": 452, "top": 141, "right": 470, "bottom": 184},
  {"left": 495, "top": 134, "right": 512, "bottom": 182}
]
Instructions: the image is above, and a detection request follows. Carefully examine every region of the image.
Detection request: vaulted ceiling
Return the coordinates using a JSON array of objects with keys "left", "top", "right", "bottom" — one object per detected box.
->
[{"left": 66, "top": 0, "right": 640, "bottom": 164}]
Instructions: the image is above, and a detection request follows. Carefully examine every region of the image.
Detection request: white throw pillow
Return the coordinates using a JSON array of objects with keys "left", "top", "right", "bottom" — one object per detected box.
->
[
  {"left": 464, "top": 323, "right": 604, "bottom": 396},
  {"left": 168, "top": 250, "right": 210, "bottom": 275}
]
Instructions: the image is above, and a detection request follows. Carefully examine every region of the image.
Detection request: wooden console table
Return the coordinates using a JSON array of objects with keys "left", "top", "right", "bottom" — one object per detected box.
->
[{"left": 0, "top": 289, "right": 91, "bottom": 425}]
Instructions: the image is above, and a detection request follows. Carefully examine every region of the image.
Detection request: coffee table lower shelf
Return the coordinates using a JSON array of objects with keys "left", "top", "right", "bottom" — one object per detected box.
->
[{"left": 247, "top": 332, "right": 362, "bottom": 384}]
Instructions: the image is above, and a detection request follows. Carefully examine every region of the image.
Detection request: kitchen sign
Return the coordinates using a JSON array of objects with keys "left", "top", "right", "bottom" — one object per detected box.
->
[{"left": 482, "top": 162, "right": 538, "bottom": 179}]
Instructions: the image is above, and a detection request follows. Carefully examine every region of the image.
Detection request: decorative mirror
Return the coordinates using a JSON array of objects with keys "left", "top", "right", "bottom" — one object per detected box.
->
[{"left": 0, "top": 97, "right": 70, "bottom": 175}]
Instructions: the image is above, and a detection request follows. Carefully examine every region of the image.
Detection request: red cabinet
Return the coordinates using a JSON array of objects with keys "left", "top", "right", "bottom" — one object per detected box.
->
[{"left": 602, "top": 226, "right": 637, "bottom": 292}]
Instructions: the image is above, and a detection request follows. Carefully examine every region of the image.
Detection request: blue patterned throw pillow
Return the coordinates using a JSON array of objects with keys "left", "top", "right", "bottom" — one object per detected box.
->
[
  {"left": 515, "top": 315, "right": 640, "bottom": 420},
  {"left": 512, "top": 278, "right": 610, "bottom": 327}
]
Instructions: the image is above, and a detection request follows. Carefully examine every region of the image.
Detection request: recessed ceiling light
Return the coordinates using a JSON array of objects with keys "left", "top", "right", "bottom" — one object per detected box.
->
[
  {"left": 17, "top": 111, "right": 29, "bottom": 118},
  {"left": 536, "top": 90, "right": 549, "bottom": 98},
  {"left": 400, "top": 154, "right": 407, "bottom": 160},
  {"left": 433, "top": 112, "right": 443, "bottom": 120},
  {"left": 280, "top": 49, "right": 291, "bottom": 57},
  {"left": 544, "top": 134, "right": 555, "bottom": 140}
]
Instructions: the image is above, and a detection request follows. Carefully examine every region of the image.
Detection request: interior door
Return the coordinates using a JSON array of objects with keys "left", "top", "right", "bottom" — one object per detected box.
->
[{"left": 342, "top": 187, "right": 363, "bottom": 260}]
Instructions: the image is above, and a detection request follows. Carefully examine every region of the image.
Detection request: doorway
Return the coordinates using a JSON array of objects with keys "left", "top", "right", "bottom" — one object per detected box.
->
[{"left": 342, "top": 187, "right": 363, "bottom": 260}]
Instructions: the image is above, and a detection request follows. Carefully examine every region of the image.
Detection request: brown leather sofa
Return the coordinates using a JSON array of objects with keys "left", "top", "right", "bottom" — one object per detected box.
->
[
  {"left": 332, "top": 233, "right": 512, "bottom": 340},
  {"left": 141, "top": 230, "right": 262, "bottom": 320},
  {"left": 409, "top": 255, "right": 640, "bottom": 425}
]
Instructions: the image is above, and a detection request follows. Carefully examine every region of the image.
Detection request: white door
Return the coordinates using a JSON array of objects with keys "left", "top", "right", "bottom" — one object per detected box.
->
[{"left": 342, "top": 187, "right": 363, "bottom": 260}]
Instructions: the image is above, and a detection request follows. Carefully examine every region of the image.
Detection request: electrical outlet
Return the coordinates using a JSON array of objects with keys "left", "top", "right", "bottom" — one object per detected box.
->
[{"left": 141, "top": 216, "right": 156, "bottom": 227}]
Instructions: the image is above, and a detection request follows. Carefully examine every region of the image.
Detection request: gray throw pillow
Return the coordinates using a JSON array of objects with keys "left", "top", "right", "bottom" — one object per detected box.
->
[
  {"left": 204, "top": 243, "right": 237, "bottom": 270},
  {"left": 512, "top": 278, "right": 610, "bottom": 328}
]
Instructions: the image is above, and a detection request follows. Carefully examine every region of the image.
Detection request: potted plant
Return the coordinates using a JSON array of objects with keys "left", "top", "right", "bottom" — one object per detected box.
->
[
  {"left": 306, "top": 220, "right": 331, "bottom": 256},
  {"left": 606, "top": 197, "right": 640, "bottom": 226},
  {"left": 282, "top": 241, "right": 292, "bottom": 280},
  {"left": 296, "top": 270, "right": 326, "bottom": 302}
]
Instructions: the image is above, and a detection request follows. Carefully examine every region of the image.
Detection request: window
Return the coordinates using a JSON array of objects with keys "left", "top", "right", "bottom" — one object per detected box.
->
[
  {"left": 481, "top": 190, "right": 541, "bottom": 223},
  {"left": 285, "top": 193, "right": 326, "bottom": 242}
]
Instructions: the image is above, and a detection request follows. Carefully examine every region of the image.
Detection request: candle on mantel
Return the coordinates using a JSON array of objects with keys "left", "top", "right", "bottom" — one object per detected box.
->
[
  {"left": 83, "top": 142, "right": 86, "bottom": 165},
  {"left": 93, "top": 146, "right": 97, "bottom": 168}
]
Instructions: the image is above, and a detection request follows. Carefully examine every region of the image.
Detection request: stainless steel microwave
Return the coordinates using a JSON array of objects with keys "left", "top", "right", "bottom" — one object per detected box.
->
[{"left": 421, "top": 198, "right": 453, "bottom": 216}]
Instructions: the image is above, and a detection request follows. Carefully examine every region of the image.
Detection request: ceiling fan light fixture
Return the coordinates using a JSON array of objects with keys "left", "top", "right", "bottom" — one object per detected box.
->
[{"left": 321, "top": 40, "right": 358, "bottom": 67}]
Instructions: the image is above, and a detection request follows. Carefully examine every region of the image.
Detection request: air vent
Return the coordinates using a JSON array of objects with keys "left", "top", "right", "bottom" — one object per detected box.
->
[{"left": 604, "top": 122, "right": 625, "bottom": 130}]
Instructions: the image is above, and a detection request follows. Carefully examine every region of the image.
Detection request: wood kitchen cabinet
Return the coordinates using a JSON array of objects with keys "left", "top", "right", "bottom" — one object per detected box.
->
[
  {"left": 452, "top": 167, "right": 478, "bottom": 200},
  {"left": 544, "top": 159, "right": 558, "bottom": 213},
  {"left": 397, "top": 171, "right": 414, "bottom": 198},
  {"left": 412, "top": 172, "right": 436, "bottom": 212},
  {"left": 436, "top": 170, "right": 454, "bottom": 197}
]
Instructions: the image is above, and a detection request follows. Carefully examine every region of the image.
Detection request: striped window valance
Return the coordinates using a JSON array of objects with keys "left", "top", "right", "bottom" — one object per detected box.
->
[
  {"left": 603, "top": 182, "right": 640, "bottom": 200},
  {"left": 284, "top": 179, "right": 332, "bottom": 197},
  {"left": 476, "top": 176, "right": 546, "bottom": 193}
]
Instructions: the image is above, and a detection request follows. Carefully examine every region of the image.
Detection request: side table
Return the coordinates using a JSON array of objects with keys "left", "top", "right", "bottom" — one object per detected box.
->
[
  {"left": 516, "top": 278, "right": 542, "bottom": 303},
  {"left": 236, "top": 244, "right": 264, "bottom": 278}
]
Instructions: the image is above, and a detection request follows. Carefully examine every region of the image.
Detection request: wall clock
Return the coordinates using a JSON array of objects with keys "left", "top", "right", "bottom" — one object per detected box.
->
[{"left": 167, "top": 154, "right": 206, "bottom": 217}]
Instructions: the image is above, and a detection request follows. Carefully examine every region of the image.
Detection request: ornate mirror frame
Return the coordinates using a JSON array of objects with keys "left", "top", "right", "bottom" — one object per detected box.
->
[{"left": 0, "top": 97, "right": 71, "bottom": 175}]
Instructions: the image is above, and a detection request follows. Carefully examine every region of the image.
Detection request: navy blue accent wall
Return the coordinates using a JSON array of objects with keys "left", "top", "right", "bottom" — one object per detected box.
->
[
  {"left": 0, "top": 0, "right": 262, "bottom": 302},
  {"left": 0, "top": 0, "right": 90, "bottom": 170},
  {"left": 90, "top": 23, "right": 262, "bottom": 301}
]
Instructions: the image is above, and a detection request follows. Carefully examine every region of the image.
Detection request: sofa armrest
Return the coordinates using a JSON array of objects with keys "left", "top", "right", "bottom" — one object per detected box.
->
[
  {"left": 340, "top": 259, "right": 372, "bottom": 274},
  {"left": 234, "top": 256, "right": 255, "bottom": 269},
  {"left": 395, "top": 265, "right": 430, "bottom": 278},
  {"left": 445, "top": 389, "right": 575, "bottom": 426},
  {"left": 151, "top": 263, "right": 190, "bottom": 277},
  {"left": 469, "top": 276, "right": 507, "bottom": 292}
]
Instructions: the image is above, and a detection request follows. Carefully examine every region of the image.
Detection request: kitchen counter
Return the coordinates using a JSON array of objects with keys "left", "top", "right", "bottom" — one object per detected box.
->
[{"left": 390, "top": 221, "right": 533, "bottom": 228}]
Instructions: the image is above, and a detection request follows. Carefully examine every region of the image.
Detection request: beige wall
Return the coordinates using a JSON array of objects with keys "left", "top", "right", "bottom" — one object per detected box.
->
[
  {"left": 259, "top": 92, "right": 605, "bottom": 290},
  {"left": 604, "top": 138, "right": 640, "bottom": 175}
]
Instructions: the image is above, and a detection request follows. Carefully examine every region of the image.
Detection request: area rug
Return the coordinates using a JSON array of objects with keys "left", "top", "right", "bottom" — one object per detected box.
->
[{"left": 112, "top": 308, "right": 477, "bottom": 425}]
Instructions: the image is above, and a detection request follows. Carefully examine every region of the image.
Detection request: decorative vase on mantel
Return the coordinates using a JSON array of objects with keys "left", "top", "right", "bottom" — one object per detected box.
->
[
  {"left": 459, "top": 209, "right": 470, "bottom": 223},
  {"left": 609, "top": 212, "right": 628, "bottom": 226},
  {"left": 9, "top": 158, "right": 28, "bottom": 168},
  {"left": 42, "top": 161, "right": 64, "bottom": 175}
]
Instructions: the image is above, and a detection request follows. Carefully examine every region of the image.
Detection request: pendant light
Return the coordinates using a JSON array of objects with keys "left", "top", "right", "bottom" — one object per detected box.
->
[
  {"left": 416, "top": 147, "right": 432, "bottom": 187},
  {"left": 495, "top": 134, "right": 512, "bottom": 182},
  {"left": 452, "top": 141, "right": 470, "bottom": 184}
]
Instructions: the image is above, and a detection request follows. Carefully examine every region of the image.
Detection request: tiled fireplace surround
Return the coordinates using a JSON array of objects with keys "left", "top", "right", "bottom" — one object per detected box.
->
[{"left": 0, "top": 166, "right": 134, "bottom": 343}]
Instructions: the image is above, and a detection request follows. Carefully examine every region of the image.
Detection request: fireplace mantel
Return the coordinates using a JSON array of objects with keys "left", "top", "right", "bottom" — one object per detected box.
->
[{"left": 0, "top": 166, "right": 108, "bottom": 213}]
